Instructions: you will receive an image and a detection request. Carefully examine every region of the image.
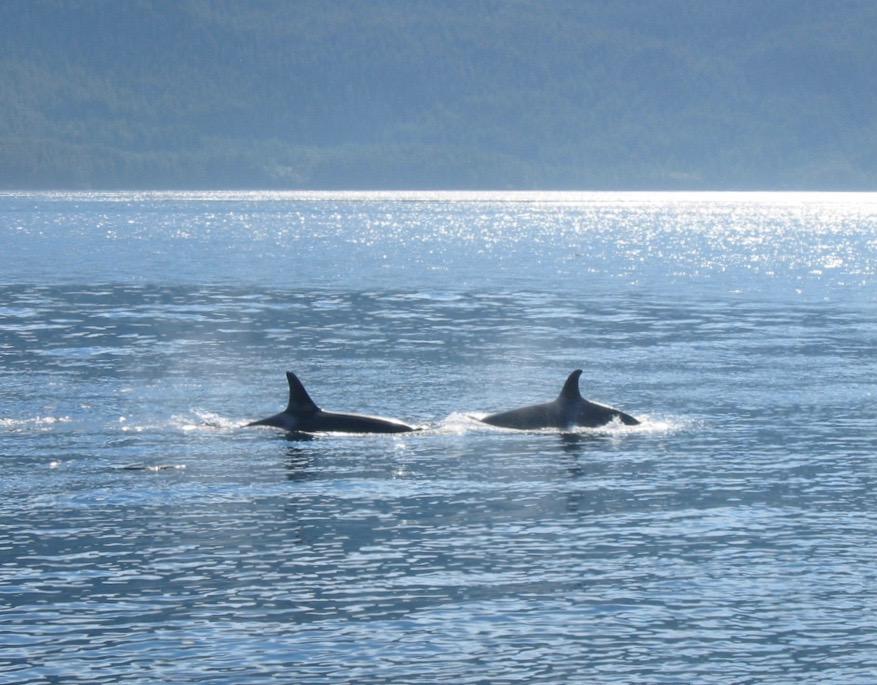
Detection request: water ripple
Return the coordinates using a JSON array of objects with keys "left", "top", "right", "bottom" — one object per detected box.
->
[{"left": 2, "top": 194, "right": 877, "bottom": 683}]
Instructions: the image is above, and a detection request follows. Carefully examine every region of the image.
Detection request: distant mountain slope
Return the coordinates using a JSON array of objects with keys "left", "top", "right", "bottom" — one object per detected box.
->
[{"left": 2, "top": 0, "right": 877, "bottom": 189}]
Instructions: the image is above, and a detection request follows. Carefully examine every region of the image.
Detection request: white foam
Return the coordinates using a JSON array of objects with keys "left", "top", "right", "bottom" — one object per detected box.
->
[
  {"left": 170, "top": 409, "right": 247, "bottom": 433},
  {"left": 0, "top": 416, "right": 72, "bottom": 432},
  {"left": 431, "top": 412, "right": 490, "bottom": 434},
  {"left": 119, "top": 463, "right": 187, "bottom": 473},
  {"left": 114, "top": 409, "right": 247, "bottom": 434}
]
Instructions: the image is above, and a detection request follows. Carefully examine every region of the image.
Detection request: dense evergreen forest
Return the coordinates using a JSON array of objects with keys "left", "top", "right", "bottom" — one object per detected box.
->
[{"left": 2, "top": 0, "right": 877, "bottom": 189}]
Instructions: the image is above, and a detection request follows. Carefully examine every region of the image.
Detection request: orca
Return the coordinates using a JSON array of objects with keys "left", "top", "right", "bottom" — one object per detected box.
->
[
  {"left": 477, "top": 369, "right": 639, "bottom": 430},
  {"left": 247, "top": 371, "right": 416, "bottom": 434}
]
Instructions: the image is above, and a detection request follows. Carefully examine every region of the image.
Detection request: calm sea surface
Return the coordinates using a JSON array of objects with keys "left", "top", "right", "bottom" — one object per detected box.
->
[{"left": 1, "top": 191, "right": 876, "bottom": 683}]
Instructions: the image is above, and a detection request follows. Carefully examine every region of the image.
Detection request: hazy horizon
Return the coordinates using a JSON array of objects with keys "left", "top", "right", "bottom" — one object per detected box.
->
[{"left": 3, "top": 0, "right": 877, "bottom": 190}]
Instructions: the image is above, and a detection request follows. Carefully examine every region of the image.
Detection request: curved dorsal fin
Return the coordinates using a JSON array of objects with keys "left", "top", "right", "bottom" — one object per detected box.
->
[
  {"left": 286, "top": 371, "right": 320, "bottom": 414},
  {"left": 558, "top": 369, "right": 583, "bottom": 402}
]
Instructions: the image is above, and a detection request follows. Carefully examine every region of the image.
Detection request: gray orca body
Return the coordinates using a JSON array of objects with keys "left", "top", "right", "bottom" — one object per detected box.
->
[
  {"left": 478, "top": 370, "right": 639, "bottom": 430},
  {"left": 248, "top": 371, "right": 416, "bottom": 434}
]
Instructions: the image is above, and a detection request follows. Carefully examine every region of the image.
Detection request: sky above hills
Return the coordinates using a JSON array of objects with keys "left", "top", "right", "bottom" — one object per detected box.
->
[{"left": 2, "top": 0, "right": 876, "bottom": 189}]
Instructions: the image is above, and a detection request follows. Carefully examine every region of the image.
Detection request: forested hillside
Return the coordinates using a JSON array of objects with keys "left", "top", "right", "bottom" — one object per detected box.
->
[{"left": 2, "top": 0, "right": 877, "bottom": 189}]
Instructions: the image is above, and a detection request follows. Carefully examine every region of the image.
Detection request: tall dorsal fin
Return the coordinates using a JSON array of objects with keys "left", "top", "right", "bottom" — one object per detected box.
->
[
  {"left": 558, "top": 369, "right": 583, "bottom": 402},
  {"left": 286, "top": 371, "right": 320, "bottom": 414}
]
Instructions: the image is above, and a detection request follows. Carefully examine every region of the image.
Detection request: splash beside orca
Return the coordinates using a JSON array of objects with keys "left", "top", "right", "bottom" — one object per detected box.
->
[
  {"left": 476, "top": 369, "right": 639, "bottom": 430},
  {"left": 247, "top": 369, "right": 639, "bottom": 435},
  {"left": 247, "top": 371, "right": 417, "bottom": 434}
]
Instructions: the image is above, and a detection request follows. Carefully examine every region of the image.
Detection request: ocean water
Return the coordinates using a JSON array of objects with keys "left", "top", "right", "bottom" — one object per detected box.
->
[{"left": 1, "top": 191, "right": 876, "bottom": 683}]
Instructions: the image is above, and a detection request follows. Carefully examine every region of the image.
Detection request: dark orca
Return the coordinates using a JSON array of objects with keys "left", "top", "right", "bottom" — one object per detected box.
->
[
  {"left": 247, "top": 371, "right": 416, "bottom": 434},
  {"left": 477, "top": 369, "right": 639, "bottom": 430}
]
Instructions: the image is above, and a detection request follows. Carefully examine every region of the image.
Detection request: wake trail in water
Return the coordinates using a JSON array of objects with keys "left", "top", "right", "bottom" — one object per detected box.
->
[
  {"left": 0, "top": 415, "right": 72, "bottom": 432},
  {"left": 171, "top": 409, "right": 247, "bottom": 432}
]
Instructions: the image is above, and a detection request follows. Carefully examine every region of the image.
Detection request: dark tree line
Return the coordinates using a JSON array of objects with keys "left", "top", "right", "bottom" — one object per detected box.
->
[{"left": 2, "top": 0, "right": 877, "bottom": 189}]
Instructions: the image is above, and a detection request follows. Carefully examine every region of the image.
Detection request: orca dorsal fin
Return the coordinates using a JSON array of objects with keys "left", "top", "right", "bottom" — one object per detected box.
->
[
  {"left": 286, "top": 371, "right": 320, "bottom": 414},
  {"left": 558, "top": 369, "right": 584, "bottom": 402}
]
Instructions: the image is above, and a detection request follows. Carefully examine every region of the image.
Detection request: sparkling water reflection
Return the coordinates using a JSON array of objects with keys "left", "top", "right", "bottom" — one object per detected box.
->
[{"left": 1, "top": 193, "right": 876, "bottom": 683}]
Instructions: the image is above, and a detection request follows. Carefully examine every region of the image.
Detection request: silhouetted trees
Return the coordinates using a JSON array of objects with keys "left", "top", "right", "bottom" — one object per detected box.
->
[{"left": 2, "top": 0, "right": 876, "bottom": 189}]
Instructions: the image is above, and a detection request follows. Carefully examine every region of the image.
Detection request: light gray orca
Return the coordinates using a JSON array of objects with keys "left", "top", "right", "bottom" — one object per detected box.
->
[
  {"left": 247, "top": 371, "right": 416, "bottom": 434},
  {"left": 477, "top": 369, "right": 639, "bottom": 430}
]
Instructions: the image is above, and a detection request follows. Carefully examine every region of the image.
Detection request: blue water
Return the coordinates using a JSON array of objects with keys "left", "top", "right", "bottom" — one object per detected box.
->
[{"left": 1, "top": 191, "right": 876, "bottom": 683}]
